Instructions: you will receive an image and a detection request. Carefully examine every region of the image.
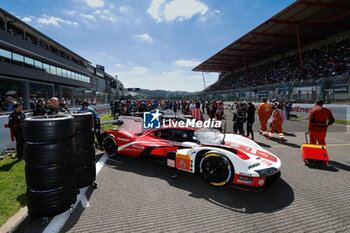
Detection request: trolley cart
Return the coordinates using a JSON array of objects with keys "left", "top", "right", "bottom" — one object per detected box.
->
[{"left": 301, "top": 132, "right": 329, "bottom": 166}]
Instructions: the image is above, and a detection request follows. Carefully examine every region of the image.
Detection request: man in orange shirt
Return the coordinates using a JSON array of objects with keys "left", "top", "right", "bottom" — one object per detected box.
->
[
  {"left": 258, "top": 98, "right": 272, "bottom": 136},
  {"left": 308, "top": 100, "right": 334, "bottom": 145}
]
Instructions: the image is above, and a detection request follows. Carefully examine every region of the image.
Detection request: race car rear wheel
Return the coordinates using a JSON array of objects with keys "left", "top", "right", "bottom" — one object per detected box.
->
[
  {"left": 200, "top": 152, "right": 233, "bottom": 187},
  {"left": 102, "top": 135, "right": 118, "bottom": 157}
]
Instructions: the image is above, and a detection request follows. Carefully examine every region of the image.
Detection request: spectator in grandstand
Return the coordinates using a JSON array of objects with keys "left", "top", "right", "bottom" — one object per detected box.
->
[
  {"left": 33, "top": 98, "right": 45, "bottom": 116},
  {"left": 8, "top": 103, "right": 25, "bottom": 159},
  {"left": 267, "top": 102, "right": 285, "bottom": 141},
  {"left": 191, "top": 102, "right": 204, "bottom": 122},
  {"left": 258, "top": 98, "right": 272, "bottom": 136},
  {"left": 308, "top": 100, "right": 334, "bottom": 145},
  {"left": 78, "top": 100, "right": 97, "bottom": 118},
  {"left": 246, "top": 102, "right": 255, "bottom": 140}
]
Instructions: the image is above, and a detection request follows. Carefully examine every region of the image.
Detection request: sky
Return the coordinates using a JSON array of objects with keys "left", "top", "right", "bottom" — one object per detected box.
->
[{"left": 1, "top": 0, "right": 295, "bottom": 91}]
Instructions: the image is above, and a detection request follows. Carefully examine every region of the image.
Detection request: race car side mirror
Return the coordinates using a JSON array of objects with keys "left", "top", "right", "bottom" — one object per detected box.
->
[{"left": 182, "top": 142, "right": 198, "bottom": 148}]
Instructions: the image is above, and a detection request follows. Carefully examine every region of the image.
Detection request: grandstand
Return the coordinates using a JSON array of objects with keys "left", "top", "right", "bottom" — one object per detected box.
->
[{"left": 193, "top": 0, "right": 350, "bottom": 103}]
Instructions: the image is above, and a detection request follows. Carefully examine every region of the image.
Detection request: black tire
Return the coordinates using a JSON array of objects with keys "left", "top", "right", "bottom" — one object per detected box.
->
[
  {"left": 23, "top": 115, "right": 75, "bottom": 143},
  {"left": 199, "top": 151, "right": 234, "bottom": 187},
  {"left": 27, "top": 183, "right": 77, "bottom": 218},
  {"left": 75, "top": 146, "right": 95, "bottom": 168},
  {"left": 102, "top": 134, "right": 118, "bottom": 156},
  {"left": 24, "top": 138, "right": 75, "bottom": 166},
  {"left": 76, "top": 164, "right": 96, "bottom": 188},
  {"left": 75, "top": 130, "right": 95, "bottom": 150},
  {"left": 71, "top": 112, "right": 94, "bottom": 131},
  {"left": 25, "top": 160, "right": 75, "bottom": 191}
]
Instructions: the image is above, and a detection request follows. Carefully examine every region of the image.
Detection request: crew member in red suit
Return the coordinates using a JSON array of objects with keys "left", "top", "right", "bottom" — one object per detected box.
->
[
  {"left": 308, "top": 100, "right": 334, "bottom": 145},
  {"left": 191, "top": 102, "right": 204, "bottom": 122},
  {"left": 258, "top": 98, "right": 272, "bottom": 136}
]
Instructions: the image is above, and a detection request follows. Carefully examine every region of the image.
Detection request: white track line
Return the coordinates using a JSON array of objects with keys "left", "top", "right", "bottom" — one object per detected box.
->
[{"left": 43, "top": 154, "right": 108, "bottom": 233}]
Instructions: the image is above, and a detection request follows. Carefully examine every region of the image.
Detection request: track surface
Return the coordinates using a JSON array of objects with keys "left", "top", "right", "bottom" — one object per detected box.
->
[{"left": 12, "top": 111, "right": 350, "bottom": 233}]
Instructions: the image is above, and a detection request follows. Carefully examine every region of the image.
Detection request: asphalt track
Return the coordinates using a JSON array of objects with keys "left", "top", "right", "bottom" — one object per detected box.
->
[{"left": 11, "top": 111, "right": 350, "bottom": 233}]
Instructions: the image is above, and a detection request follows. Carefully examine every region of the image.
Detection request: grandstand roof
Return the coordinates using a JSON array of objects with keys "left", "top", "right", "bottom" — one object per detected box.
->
[{"left": 193, "top": 0, "right": 350, "bottom": 73}]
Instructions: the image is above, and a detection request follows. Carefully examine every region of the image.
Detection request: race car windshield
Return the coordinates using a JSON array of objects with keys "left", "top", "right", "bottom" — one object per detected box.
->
[{"left": 194, "top": 128, "right": 223, "bottom": 145}]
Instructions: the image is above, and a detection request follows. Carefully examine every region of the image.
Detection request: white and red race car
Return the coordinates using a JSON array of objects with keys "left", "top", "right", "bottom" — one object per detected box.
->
[{"left": 98, "top": 116, "right": 281, "bottom": 191}]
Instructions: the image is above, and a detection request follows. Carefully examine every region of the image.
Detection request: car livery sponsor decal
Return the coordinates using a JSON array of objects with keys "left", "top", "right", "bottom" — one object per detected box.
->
[
  {"left": 260, "top": 159, "right": 272, "bottom": 166},
  {"left": 118, "top": 138, "right": 130, "bottom": 142},
  {"left": 248, "top": 163, "right": 260, "bottom": 169},
  {"left": 237, "top": 175, "right": 253, "bottom": 184},
  {"left": 132, "top": 145, "right": 145, "bottom": 150},
  {"left": 176, "top": 153, "right": 191, "bottom": 171},
  {"left": 239, "top": 172, "right": 252, "bottom": 176},
  {"left": 167, "top": 159, "right": 175, "bottom": 168},
  {"left": 258, "top": 179, "right": 265, "bottom": 186}
]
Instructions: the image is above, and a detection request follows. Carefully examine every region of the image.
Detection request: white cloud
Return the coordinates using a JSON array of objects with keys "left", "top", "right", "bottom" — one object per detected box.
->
[
  {"left": 64, "top": 10, "right": 78, "bottom": 16},
  {"left": 147, "top": 0, "right": 208, "bottom": 22},
  {"left": 37, "top": 16, "right": 78, "bottom": 26},
  {"left": 137, "top": 33, "right": 153, "bottom": 42},
  {"left": 214, "top": 9, "right": 220, "bottom": 14},
  {"left": 131, "top": 66, "right": 149, "bottom": 74},
  {"left": 22, "top": 16, "right": 34, "bottom": 23},
  {"left": 115, "top": 64, "right": 124, "bottom": 67},
  {"left": 86, "top": 0, "right": 104, "bottom": 7},
  {"left": 164, "top": 0, "right": 208, "bottom": 21},
  {"left": 119, "top": 6, "right": 128, "bottom": 13},
  {"left": 174, "top": 59, "right": 201, "bottom": 67},
  {"left": 147, "top": 0, "right": 165, "bottom": 22},
  {"left": 81, "top": 14, "right": 96, "bottom": 21}
]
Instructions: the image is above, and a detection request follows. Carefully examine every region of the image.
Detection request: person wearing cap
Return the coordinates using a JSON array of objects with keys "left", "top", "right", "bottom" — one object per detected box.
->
[
  {"left": 78, "top": 101, "right": 98, "bottom": 118},
  {"left": 308, "top": 100, "right": 334, "bottom": 145},
  {"left": 258, "top": 98, "right": 272, "bottom": 136},
  {"left": 8, "top": 103, "right": 25, "bottom": 159},
  {"left": 267, "top": 102, "right": 285, "bottom": 141}
]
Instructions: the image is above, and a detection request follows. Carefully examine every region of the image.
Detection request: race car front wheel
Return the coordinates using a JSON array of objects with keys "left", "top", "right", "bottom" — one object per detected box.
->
[
  {"left": 102, "top": 135, "right": 118, "bottom": 157},
  {"left": 200, "top": 152, "right": 233, "bottom": 187}
]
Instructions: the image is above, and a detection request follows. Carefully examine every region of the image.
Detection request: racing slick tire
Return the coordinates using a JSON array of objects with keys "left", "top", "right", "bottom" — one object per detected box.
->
[
  {"left": 25, "top": 160, "right": 75, "bottom": 191},
  {"left": 23, "top": 115, "right": 75, "bottom": 143},
  {"left": 75, "top": 146, "right": 95, "bottom": 168},
  {"left": 75, "top": 130, "right": 95, "bottom": 150},
  {"left": 76, "top": 164, "right": 96, "bottom": 188},
  {"left": 199, "top": 151, "right": 234, "bottom": 187},
  {"left": 26, "top": 183, "right": 77, "bottom": 218},
  {"left": 24, "top": 138, "right": 75, "bottom": 166},
  {"left": 71, "top": 112, "right": 94, "bottom": 131},
  {"left": 102, "top": 134, "right": 118, "bottom": 157}
]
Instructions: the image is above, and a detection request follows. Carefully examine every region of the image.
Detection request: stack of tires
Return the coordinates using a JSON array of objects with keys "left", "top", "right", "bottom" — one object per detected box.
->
[
  {"left": 71, "top": 112, "right": 97, "bottom": 188},
  {"left": 23, "top": 115, "right": 77, "bottom": 218}
]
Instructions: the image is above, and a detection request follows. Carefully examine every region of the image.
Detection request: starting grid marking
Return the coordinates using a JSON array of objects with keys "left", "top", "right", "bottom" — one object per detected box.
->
[
  {"left": 272, "top": 143, "right": 350, "bottom": 148},
  {"left": 42, "top": 154, "right": 108, "bottom": 233}
]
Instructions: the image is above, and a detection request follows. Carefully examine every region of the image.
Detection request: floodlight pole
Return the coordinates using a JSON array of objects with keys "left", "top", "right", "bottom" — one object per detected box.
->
[
  {"left": 296, "top": 24, "right": 303, "bottom": 71},
  {"left": 202, "top": 72, "right": 206, "bottom": 89}
]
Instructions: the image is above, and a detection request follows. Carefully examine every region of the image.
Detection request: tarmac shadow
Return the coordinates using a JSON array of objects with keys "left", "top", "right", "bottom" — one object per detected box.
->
[
  {"left": 328, "top": 161, "right": 350, "bottom": 172},
  {"left": 104, "top": 156, "right": 295, "bottom": 214},
  {"left": 283, "top": 132, "right": 296, "bottom": 137},
  {"left": 267, "top": 137, "right": 300, "bottom": 148}
]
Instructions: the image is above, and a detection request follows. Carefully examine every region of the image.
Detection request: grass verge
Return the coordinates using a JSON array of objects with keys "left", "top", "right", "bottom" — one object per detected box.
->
[{"left": 0, "top": 156, "right": 26, "bottom": 227}]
